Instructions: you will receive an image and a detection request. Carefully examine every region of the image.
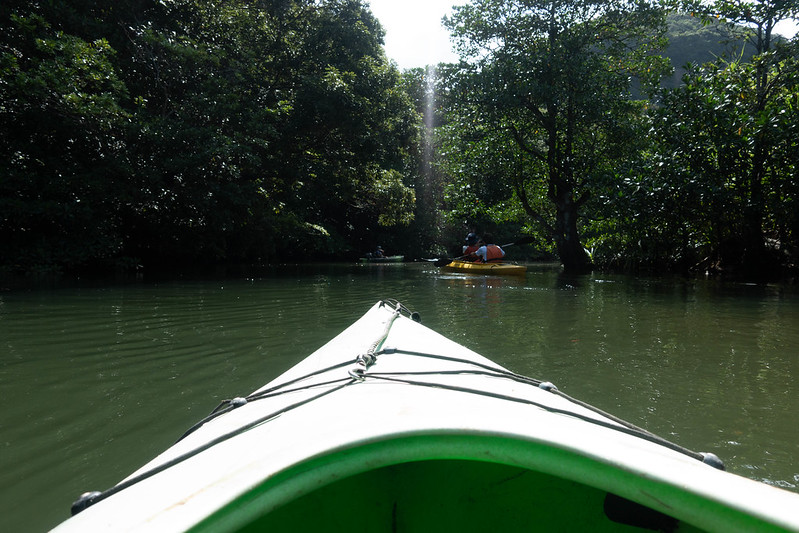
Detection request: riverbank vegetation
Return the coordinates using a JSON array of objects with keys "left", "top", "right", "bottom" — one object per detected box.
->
[{"left": 2, "top": 0, "right": 797, "bottom": 279}]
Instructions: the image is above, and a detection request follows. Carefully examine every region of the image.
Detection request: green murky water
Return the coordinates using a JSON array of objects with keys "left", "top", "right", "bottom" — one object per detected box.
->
[{"left": 1, "top": 263, "right": 797, "bottom": 531}]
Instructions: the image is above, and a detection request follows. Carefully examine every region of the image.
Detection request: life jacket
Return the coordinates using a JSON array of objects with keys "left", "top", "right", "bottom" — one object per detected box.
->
[
  {"left": 463, "top": 244, "right": 480, "bottom": 256},
  {"left": 481, "top": 244, "right": 505, "bottom": 262}
]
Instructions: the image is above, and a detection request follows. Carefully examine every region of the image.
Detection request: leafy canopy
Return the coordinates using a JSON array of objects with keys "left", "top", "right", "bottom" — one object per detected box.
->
[{"left": 442, "top": 0, "right": 669, "bottom": 272}]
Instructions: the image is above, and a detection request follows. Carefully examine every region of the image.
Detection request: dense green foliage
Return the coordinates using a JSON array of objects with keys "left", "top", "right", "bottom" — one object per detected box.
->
[
  {"left": 441, "top": 0, "right": 670, "bottom": 273},
  {"left": 608, "top": 18, "right": 799, "bottom": 277},
  {"left": 1, "top": 0, "right": 418, "bottom": 273},
  {"left": 437, "top": 0, "right": 798, "bottom": 277},
  {"left": 1, "top": 0, "right": 797, "bottom": 279},
  {"left": 597, "top": 1, "right": 799, "bottom": 277}
]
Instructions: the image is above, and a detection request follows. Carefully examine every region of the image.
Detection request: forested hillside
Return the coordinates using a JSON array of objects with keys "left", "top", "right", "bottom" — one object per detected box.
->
[
  {"left": 663, "top": 13, "right": 759, "bottom": 88},
  {"left": 2, "top": 1, "right": 797, "bottom": 280}
]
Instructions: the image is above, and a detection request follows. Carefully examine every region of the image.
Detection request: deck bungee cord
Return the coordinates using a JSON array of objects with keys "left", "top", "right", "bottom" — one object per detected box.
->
[
  {"left": 185, "top": 300, "right": 411, "bottom": 433},
  {"left": 359, "top": 372, "right": 715, "bottom": 466},
  {"left": 70, "top": 298, "right": 723, "bottom": 517},
  {"left": 70, "top": 301, "right": 409, "bottom": 515},
  {"left": 364, "top": 302, "right": 724, "bottom": 469},
  {"left": 376, "top": 347, "right": 544, "bottom": 386},
  {"left": 71, "top": 378, "right": 360, "bottom": 516},
  {"left": 176, "top": 359, "right": 354, "bottom": 443}
]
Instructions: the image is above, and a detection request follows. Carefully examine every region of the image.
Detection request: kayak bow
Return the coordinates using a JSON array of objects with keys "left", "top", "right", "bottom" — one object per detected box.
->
[{"left": 54, "top": 300, "right": 799, "bottom": 532}]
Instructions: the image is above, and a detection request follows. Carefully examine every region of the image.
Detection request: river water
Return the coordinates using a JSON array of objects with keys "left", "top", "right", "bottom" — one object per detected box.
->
[{"left": 1, "top": 262, "right": 798, "bottom": 531}]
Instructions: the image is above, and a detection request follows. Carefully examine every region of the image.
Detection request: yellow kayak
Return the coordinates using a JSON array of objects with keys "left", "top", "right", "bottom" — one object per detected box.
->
[{"left": 442, "top": 260, "right": 527, "bottom": 275}]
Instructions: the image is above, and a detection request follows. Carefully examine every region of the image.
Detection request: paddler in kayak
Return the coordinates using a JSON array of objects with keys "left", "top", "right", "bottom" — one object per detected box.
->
[
  {"left": 462, "top": 233, "right": 481, "bottom": 256},
  {"left": 466, "top": 235, "right": 506, "bottom": 263}
]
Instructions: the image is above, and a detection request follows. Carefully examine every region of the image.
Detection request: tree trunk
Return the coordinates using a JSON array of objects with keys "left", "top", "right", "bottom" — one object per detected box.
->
[{"left": 554, "top": 195, "right": 591, "bottom": 274}]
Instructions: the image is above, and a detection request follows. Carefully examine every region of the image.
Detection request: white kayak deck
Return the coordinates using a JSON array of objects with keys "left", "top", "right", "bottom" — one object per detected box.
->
[{"left": 53, "top": 300, "right": 799, "bottom": 532}]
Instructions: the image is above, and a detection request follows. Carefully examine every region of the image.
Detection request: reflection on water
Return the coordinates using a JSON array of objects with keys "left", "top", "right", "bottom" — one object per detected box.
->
[{"left": 1, "top": 263, "right": 797, "bottom": 531}]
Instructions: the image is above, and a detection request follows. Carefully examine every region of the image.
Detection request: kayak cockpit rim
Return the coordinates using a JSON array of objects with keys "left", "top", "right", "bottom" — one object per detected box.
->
[{"left": 185, "top": 433, "right": 778, "bottom": 533}]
